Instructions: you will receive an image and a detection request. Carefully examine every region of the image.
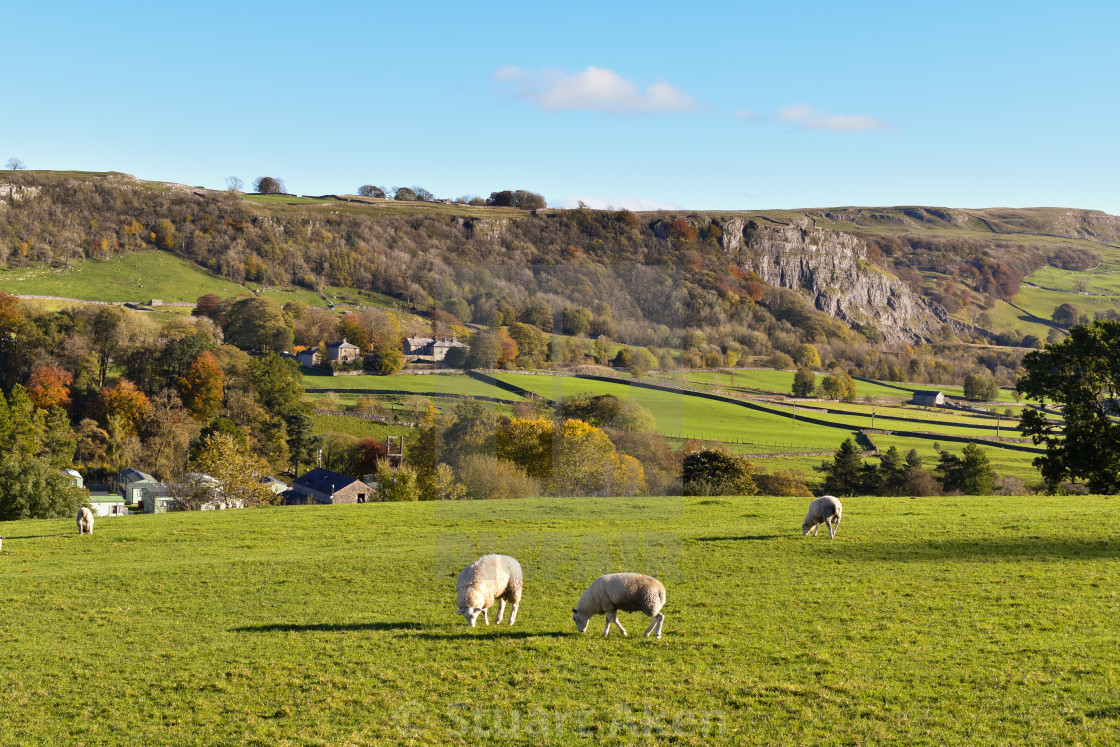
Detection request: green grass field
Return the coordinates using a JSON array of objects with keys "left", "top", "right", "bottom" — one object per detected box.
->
[
  {"left": 310, "top": 413, "right": 417, "bottom": 442},
  {"left": 2, "top": 496, "right": 1118, "bottom": 744},
  {"left": 0, "top": 251, "right": 241, "bottom": 302},
  {"left": 0, "top": 250, "right": 393, "bottom": 310},
  {"left": 302, "top": 371, "right": 523, "bottom": 400},
  {"left": 496, "top": 373, "right": 861, "bottom": 452}
]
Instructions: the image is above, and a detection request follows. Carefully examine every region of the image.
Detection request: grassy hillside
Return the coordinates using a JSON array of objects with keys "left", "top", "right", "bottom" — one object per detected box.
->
[
  {"left": 0, "top": 250, "right": 241, "bottom": 302},
  {"left": 2, "top": 497, "right": 1118, "bottom": 744},
  {"left": 0, "top": 249, "right": 392, "bottom": 309}
]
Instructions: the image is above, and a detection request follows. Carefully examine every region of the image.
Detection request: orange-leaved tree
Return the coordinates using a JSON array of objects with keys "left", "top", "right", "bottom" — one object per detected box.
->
[
  {"left": 177, "top": 351, "right": 225, "bottom": 420},
  {"left": 26, "top": 366, "right": 74, "bottom": 411}
]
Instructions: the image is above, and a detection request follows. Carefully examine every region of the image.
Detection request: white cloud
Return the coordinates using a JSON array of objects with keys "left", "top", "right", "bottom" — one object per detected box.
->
[
  {"left": 779, "top": 103, "right": 889, "bottom": 132},
  {"left": 494, "top": 66, "right": 699, "bottom": 115},
  {"left": 560, "top": 195, "right": 680, "bottom": 211},
  {"left": 779, "top": 104, "right": 815, "bottom": 122}
]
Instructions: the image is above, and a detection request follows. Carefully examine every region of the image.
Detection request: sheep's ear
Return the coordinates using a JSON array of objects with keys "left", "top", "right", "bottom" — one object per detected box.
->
[{"left": 571, "top": 608, "right": 577, "bottom": 613}]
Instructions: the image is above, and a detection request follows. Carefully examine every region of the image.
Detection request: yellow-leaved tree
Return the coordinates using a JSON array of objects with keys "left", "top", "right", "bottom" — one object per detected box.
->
[{"left": 188, "top": 433, "right": 278, "bottom": 509}]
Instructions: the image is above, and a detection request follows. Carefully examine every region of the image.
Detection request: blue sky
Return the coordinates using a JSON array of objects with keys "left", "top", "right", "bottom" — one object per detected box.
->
[{"left": 3, "top": 1, "right": 1117, "bottom": 213}]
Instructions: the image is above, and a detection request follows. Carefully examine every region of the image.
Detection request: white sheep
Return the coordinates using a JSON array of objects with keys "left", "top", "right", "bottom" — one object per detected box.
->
[
  {"left": 572, "top": 573, "right": 666, "bottom": 638},
  {"left": 803, "top": 495, "right": 842, "bottom": 539},
  {"left": 456, "top": 554, "right": 523, "bottom": 627},
  {"left": 76, "top": 507, "right": 94, "bottom": 535}
]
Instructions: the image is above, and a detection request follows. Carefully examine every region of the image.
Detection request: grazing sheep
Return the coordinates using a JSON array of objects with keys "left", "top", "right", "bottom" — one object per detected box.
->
[
  {"left": 803, "top": 495, "right": 842, "bottom": 539},
  {"left": 76, "top": 507, "right": 94, "bottom": 535},
  {"left": 572, "top": 573, "right": 666, "bottom": 638},
  {"left": 456, "top": 554, "right": 523, "bottom": 627}
]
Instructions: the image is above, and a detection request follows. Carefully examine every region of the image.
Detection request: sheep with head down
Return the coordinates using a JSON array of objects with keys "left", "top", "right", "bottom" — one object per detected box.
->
[
  {"left": 456, "top": 554, "right": 523, "bottom": 627},
  {"left": 572, "top": 573, "right": 666, "bottom": 638},
  {"left": 803, "top": 495, "right": 842, "bottom": 539},
  {"left": 76, "top": 507, "right": 94, "bottom": 535}
]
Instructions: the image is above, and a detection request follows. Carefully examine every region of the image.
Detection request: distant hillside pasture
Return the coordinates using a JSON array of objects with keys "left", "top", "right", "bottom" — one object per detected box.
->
[
  {"left": 0, "top": 249, "right": 389, "bottom": 309},
  {"left": 495, "top": 373, "right": 861, "bottom": 452},
  {"left": 302, "top": 371, "right": 523, "bottom": 400},
  {"left": 0, "top": 250, "right": 239, "bottom": 302},
  {"left": 1, "top": 497, "right": 1118, "bottom": 744}
]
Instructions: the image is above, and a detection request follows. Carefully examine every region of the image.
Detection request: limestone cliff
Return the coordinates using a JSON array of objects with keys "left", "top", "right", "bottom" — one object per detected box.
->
[{"left": 730, "top": 219, "right": 956, "bottom": 344}]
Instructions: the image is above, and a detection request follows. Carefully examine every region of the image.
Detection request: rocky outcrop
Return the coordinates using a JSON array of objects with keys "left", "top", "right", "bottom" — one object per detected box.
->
[
  {"left": 462, "top": 217, "right": 509, "bottom": 241},
  {"left": 735, "top": 220, "right": 956, "bottom": 344},
  {"left": 0, "top": 183, "right": 41, "bottom": 207},
  {"left": 715, "top": 217, "right": 746, "bottom": 254}
]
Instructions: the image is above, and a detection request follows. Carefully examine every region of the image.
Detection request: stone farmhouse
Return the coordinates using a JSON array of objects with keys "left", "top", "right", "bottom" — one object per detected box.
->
[
  {"left": 296, "top": 339, "right": 362, "bottom": 368},
  {"left": 403, "top": 336, "right": 467, "bottom": 363},
  {"left": 284, "top": 468, "right": 374, "bottom": 505}
]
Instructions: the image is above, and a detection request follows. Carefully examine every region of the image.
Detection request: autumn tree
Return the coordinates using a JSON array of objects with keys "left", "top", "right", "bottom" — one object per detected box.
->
[
  {"left": 793, "top": 343, "right": 821, "bottom": 369},
  {"left": 820, "top": 371, "right": 858, "bottom": 402},
  {"left": 496, "top": 418, "right": 555, "bottom": 482},
  {"left": 193, "top": 293, "right": 221, "bottom": 319},
  {"left": 374, "top": 461, "right": 419, "bottom": 501},
  {"left": 358, "top": 185, "right": 386, "bottom": 198},
  {"left": 188, "top": 433, "right": 278, "bottom": 508},
  {"left": 507, "top": 322, "right": 547, "bottom": 368},
  {"left": 140, "top": 390, "right": 198, "bottom": 481},
  {"left": 97, "top": 380, "right": 153, "bottom": 436},
  {"left": 26, "top": 366, "right": 74, "bottom": 410},
  {"left": 177, "top": 351, "right": 225, "bottom": 419},
  {"left": 552, "top": 419, "right": 635, "bottom": 496}
]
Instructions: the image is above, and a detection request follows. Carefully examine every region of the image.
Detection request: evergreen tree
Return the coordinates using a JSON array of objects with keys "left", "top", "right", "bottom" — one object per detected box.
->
[
  {"left": 877, "top": 445, "right": 909, "bottom": 496},
  {"left": 959, "top": 443, "right": 996, "bottom": 494},
  {"left": 935, "top": 444, "right": 963, "bottom": 492},
  {"left": 817, "top": 438, "right": 866, "bottom": 496}
]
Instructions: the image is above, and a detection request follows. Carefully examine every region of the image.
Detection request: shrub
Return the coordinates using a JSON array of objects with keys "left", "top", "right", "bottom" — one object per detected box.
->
[
  {"left": 374, "top": 462, "right": 418, "bottom": 501},
  {"left": 457, "top": 454, "right": 540, "bottom": 500}
]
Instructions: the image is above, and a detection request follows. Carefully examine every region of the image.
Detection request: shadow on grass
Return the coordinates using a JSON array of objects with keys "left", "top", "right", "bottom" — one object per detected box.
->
[
  {"left": 1086, "top": 706, "right": 1120, "bottom": 719},
  {"left": 0, "top": 533, "right": 69, "bottom": 540},
  {"left": 840, "top": 537, "right": 1115, "bottom": 562},
  {"left": 232, "top": 621, "right": 424, "bottom": 633},
  {"left": 696, "top": 535, "right": 780, "bottom": 542},
  {"left": 414, "top": 630, "right": 571, "bottom": 641}
]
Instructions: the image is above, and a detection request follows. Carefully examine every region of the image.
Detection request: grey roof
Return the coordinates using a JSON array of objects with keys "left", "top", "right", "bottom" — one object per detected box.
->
[
  {"left": 120, "top": 468, "right": 157, "bottom": 482},
  {"left": 327, "top": 339, "right": 360, "bottom": 350},
  {"left": 293, "top": 468, "right": 364, "bottom": 493}
]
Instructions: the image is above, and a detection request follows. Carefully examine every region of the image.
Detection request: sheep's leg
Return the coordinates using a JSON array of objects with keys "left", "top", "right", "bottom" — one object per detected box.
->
[
  {"left": 509, "top": 602, "right": 519, "bottom": 626},
  {"left": 603, "top": 614, "right": 613, "bottom": 638},
  {"left": 812, "top": 524, "right": 819, "bottom": 536},
  {"left": 828, "top": 518, "right": 837, "bottom": 540},
  {"left": 495, "top": 598, "right": 506, "bottom": 625},
  {"left": 613, "top": 613, "right": 628, "bottom": 637},
  {"left": 482, "top": 607, "right": 490, "bottom": 626},
  {"left": 644, "top": 613, "right": 664, "bottom": 638}
]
